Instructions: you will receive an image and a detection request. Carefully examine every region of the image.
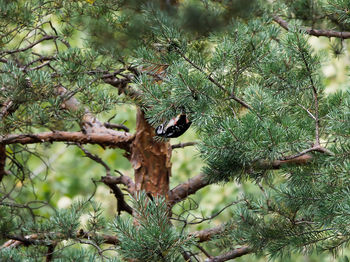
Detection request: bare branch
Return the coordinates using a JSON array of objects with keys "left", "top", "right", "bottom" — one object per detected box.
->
[
  {"left": 168, "top": 173, "right": 210, "bottom": 206},
  {"left": 101, "top": 176, "right": 133, "bottom": 215},
  {"left": 0, "top": 131, "right": 134, "bottom": 151},
  {"left": 76, "top": 145, "right": 133, "bottom": 215},
  {"left": 56, "top": 86, "right": 132, "bottom": 136},
  {"left": 171, "top": 142, "right": 197, "bottom": 149},
  {"left": 205, "top": 246, "right": 252, "bottom": 262},
  {"left": 273, "top": 15, "right": 350, "bottom": 39}
]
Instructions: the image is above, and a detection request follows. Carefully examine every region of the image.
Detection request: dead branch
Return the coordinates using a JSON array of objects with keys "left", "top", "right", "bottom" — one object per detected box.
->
[
  {"left": 76, "top": 145, "right": 133, "bottom": 215},
  {"left": 101, "top": 176, "right": 133, "bottom": 215},
  {"left": 103, "top": 122, "right": 130, "bottom": 132}
]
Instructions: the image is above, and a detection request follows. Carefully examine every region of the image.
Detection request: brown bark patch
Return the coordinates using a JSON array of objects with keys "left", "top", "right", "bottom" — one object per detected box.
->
[{"left": 131, "top": 109, "right": 171, "bottom": 198}]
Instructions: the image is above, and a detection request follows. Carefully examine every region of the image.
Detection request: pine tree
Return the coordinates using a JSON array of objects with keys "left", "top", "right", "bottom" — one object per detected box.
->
[{"left": 0, "top": 0, "right": 350, "bottom": 261}]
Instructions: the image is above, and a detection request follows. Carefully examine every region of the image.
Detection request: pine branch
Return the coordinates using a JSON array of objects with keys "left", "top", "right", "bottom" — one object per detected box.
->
[
  {"left": 57, "top": 86, "right": 132, "bottom": 136},
  {"left": 1, "top": 230, "right": 119, "bottom": 249},
  {"left": 0, "top": 131, "right": 134, "bottom": 151},
  {"left": 169, "top": 153, "right": 316, "bottom": 204},
  {"left": 190, "top": 225, "right": 225, "bottom": 242},
  {"left": 101, "top": 174, "right": 135, "bottom": 195},
  {"left": 273, "top": 15, "right": 350, "bottom": 39},
  {"left": 205, "top": 246, "right": 252, "bottom": 262},
  {"left": 168, "top": 173, "right": 210, "bottom": 206}
]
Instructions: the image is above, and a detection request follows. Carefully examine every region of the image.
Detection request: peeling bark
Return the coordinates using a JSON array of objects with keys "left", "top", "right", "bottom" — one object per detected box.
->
[{"left": 131, "top": 109, "right": 172, "bottom": 198}]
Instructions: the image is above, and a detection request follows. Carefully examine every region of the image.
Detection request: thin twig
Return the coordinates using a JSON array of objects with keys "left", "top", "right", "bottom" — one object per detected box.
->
[
  {"left": 28, "top": 60, "right": 51, "bottom": 71},
  {"left": 298, "top": 104, "right": 316, "bottom": 120},
  {"left": 279, "top": 145, "right": 334, "bottom": 161},
  {"left": 172, "top": 199, "right": 243, "bottom": 225},
  {"left": 77, "top": 144, "right": 111, "bottom": 176}
]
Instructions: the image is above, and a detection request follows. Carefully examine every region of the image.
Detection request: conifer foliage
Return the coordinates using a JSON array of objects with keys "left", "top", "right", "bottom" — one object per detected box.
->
[{"left": 0, "top": 0, "right": 350, "bottom": 261}]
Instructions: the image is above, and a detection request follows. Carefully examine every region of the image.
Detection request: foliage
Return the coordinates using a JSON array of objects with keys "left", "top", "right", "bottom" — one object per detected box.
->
[
  {"left": 0, "top": 0, "right": 350, "bottom": 261},
  {"left": 112, "top": 192, "right": 193, "bottom": 262}
]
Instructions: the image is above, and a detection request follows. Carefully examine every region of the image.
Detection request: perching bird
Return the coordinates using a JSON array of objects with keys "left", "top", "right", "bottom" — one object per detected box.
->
[{"left": 155, "top": 114, "right": 191, "bottom": 138}]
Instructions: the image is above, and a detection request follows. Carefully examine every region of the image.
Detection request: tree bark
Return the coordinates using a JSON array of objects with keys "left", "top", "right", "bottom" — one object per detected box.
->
[{"left": 130, "top": 109, "right": 172, "bottom": 198}]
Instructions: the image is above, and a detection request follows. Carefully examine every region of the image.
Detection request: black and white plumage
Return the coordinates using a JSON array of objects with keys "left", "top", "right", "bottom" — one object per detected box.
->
[{"left": 155, "top": 114, "right": 192, "bottom": 138}]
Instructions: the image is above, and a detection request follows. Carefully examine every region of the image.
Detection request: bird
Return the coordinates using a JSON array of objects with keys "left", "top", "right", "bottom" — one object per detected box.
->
[{"left": 155, "top": 113, "right": 192, "bottom": 138}]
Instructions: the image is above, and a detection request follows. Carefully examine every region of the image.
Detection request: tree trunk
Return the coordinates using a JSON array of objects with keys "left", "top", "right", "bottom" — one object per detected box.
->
[{"left": 130, "top": 109, "right": 172, "bottom": 198}]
